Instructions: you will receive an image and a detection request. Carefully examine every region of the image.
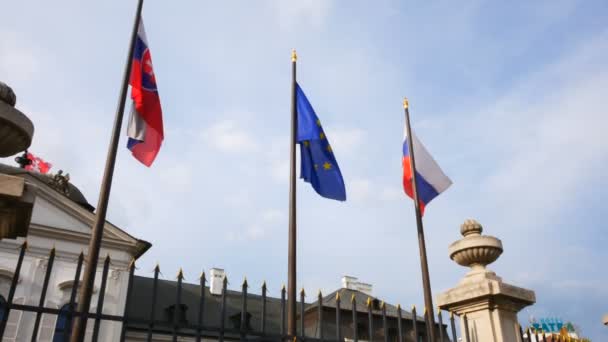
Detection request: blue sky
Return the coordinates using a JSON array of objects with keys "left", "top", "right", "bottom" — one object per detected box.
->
[{"left": 2, "top": 0, "right": 607, "bottom": 339}]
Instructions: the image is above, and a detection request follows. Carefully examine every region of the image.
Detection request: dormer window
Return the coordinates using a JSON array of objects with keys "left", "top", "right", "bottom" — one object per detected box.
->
[
  {"left": 165, "top": 304, "right": 188, "bottom": 324},
  {"left": 372, "top": 299, "right": 380, "bottom": 310},
  {"left": 229, "top": 312, "right": 252, "bottom": 330}
]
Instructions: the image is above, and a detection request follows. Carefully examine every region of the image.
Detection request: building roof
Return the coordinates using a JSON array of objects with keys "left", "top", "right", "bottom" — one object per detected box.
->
[
  {"left": 125, "top": 276, "right": 424, "bottom": 336},
  {"left": 126, "top": 275, "right": 286, "bottom": 336},
  {"left": 0, "top": 162, "right": 151, "bottom": 259},
  {"left": 306, "top": 288, "right": 424, "bottom": 322},
  {"left": 0, "top": 163, "right": 93, "bottom": 211}
]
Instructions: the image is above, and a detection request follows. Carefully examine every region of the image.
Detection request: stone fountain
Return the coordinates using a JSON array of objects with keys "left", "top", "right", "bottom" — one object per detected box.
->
[{"left": 437, "top": 219, "right": 535, "bottom": 342}]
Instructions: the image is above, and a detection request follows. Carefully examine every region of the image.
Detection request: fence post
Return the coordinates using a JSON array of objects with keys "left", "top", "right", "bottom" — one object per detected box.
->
[
  {"left": 146, "top": 264, "right": 160, "bottom": 342},
  {"left": 0, "top": 241, "right": 27, "bottom": 338},
  {"left": 31, "top": 246, "right": 55, "bottom": 342},
  {"left": 240, "top": 278, "right": 248, "bottom": 341},
  {"left": 196, "top": 271, "right": 205, "bottom": 342},
  {"left": 318, "top": 291, "right": 324, "bottom": 342},
  {"left": 449, "top": 312, "right": 457, "bottom": 342},
  {"left": 462, "top": 314, "right": 470, "bottom": 342},
  {"left": 300, "top": 288, "right": 305, "bottom": 339},
  {"left": 119, "top": 260, "right": 135, "bottom": 342},
  {"left": 261, "top": 281, "right": 267, "bottom": 334},
  {"left": 367, "top": 298, "right": 373, "bottom": 342},
  {"left": 437, "top": 308, "right": 444, "bottom": 342},
  {"left": 411, "top": 306, "right": 418, "bottom": 342},
  {"left": 91, "top": 254, "right": 111, "bottom": 342},
  {"left": 352, "top": 295, "right": 358, "bottom": 342},
  {"left": 219, "top": 276, "right": 227, "bottom": 342},
  {"left": 335, "top": 292, "right": 341, "bottom": 342},
  {"left": 172, "top": 269, "right": 184, "bottom": 342},
  {"left": 381, "top": 302, "right": 388, "bottom": 342},
  {"left": 64, "top": 252, "right": 84, "bottom": 342},
  {"left": 281, "top": 285, "right": 286, "bottom": 338}
]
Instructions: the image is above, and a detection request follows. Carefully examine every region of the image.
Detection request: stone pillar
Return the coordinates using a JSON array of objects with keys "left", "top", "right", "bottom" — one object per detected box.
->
[{"left": 437, "top": 220, "right": 535, "bottom": 342}]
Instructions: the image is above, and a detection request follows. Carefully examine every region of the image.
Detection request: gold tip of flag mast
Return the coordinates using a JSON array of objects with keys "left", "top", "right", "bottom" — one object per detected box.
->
[
  {"left": 291, "top": 49, "right": 298, "bottom": 62},
  {"left": 403, "top": 97, "right": 409, "bottom": 109}
]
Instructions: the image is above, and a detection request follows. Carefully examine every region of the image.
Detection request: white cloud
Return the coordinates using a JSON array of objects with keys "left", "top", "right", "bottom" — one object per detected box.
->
[
  {"left": 327, "top": 127, "right": 366, "bottom": 157},
  {"left": 261, "top": 209, "right": 284, "bottom": 223},
  {"left": 348, "top": 177, "right": 372, "bottom": 202},
  {"left": 226, "top": 209, "right": 285, "bottom": 241},
  {"left": 270, "top": 0, "right": 332, "bottom": 31},
  {"left": 380, "top": 187, "right": 402, "bottom": 201},
  {"left": 0, "top": 31, "right": 41, "bottom": 84},
  {"left": 202, "top": 119, "right": 259, "bottom": 153},
  {"left": 472, "top": 30, "right": 608, "bottom": 224},
  {"left": 270, "top": 159, "right": 289, "bottom": 184}
]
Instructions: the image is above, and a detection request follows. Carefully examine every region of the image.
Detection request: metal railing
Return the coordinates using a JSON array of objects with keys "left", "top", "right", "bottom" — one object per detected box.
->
[{"left": 0, "top": 241, "right": 515, "bottom": 342}]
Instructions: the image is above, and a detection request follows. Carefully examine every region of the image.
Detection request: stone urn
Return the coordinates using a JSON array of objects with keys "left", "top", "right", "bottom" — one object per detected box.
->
[
  {"left": 437, "top": 219, "right": 536, "bottom": 342},
  {"left": 448, "top": 219, "right": 503, "bottom": 280}
]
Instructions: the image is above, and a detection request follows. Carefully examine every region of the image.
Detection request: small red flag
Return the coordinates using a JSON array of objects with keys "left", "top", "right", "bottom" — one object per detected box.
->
[{"left": 25, "top": 152, "right": 52, "bottom": 174}]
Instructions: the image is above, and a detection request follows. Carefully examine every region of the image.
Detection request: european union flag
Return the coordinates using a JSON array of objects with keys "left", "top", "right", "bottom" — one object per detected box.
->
[{"left": 296, "top": 83, "right": 346, "bottom": 201}]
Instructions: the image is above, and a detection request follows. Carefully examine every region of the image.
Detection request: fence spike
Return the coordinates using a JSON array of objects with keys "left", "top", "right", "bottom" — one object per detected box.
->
[
  {"left": 200, "top": 271, "right": 206, "bottom": 281},
  {"left": 335, "top": 291, "right": 341, "bottom": 301},
  {"left": 300, "top": 287, "right": 305, "bottom": 296},
  {"left": 397, "top": 303, "right": 401, "bottom": 310},
  {"left": 381, "top": 300, "right": 386, "bottom": 309},
  {"left": 367, "top": 297, "right": 372, "bottom": 307},
  {"left": 351, "top": 293, "right": 356, "bottom": 303},
  {"left": 242, "top": 277, "right": 248, "bottom": 287}
]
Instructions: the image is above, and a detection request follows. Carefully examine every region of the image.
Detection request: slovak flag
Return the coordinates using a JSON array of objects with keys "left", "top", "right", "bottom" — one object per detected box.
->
[
  {"left": 126, "top": 19, "right": 164, "bottom": 167},
  {"left": 402, "top": 129, "right": 452, "bottom": 215}
]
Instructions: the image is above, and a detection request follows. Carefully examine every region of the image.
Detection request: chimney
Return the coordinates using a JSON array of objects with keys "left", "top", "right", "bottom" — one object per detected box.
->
[
  {"left": 341, "top": 275, "right": 372, "bottom": 295},
  {"left": 210, "top": 268, "right": 226, "bottom": 295},
  {"left": 342, "top": 275, "right": 358, "bottom": 290},
  {"left": 356, "top": 282, "right": 373, "bottom": 296}
]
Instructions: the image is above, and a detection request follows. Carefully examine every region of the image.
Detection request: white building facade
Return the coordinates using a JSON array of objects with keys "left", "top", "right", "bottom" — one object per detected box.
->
[{"left": 0, "top": 164, "right": 149, "bottom": 341}]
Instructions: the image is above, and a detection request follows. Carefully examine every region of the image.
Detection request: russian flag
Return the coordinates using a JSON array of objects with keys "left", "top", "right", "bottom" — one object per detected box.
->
[
  {"left": 126, "top": 19, "right": 164, "bottom": 167},
  {"left": 402, "top": 129, "right": 452, "bottom": 215}
]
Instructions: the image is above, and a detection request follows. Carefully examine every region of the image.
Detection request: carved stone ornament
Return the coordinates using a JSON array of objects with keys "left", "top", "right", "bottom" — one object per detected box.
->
[
  {"left": 37, "top": 258, "right": 48, "bottom": 270},
  {"left": 110, "top": 269, "right": 121, "bottom": 281},
  {"left": 50, "top": 170, "right": 71, "bottom": 196}
]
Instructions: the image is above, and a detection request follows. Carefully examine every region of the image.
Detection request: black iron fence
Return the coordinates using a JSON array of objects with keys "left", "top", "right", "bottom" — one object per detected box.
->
[{"left": 0, "top": 241, "right": 555, "bottom": 342}]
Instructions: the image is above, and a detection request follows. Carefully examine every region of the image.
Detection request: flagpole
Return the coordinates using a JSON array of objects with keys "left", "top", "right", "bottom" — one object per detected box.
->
[
  {"left": 287, "top": 48, "right": 298, "bottom": 340},
  {"left": 70, "top": 0, "right": 144, "bottom": 340},
  {"left": 403, "top": 98, "right": 437, "bottom": 342}
]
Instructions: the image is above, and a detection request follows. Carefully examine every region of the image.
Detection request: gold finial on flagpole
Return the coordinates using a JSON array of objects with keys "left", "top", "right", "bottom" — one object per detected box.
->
[
  {"left": 403, "top": 97, "right": 409, "bottom": 109},
  {"left": 291, "top": 49, "right": 298, "bottom": 62}
]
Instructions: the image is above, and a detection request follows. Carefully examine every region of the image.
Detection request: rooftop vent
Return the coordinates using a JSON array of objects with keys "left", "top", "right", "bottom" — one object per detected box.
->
[{"left": 210, "top": 268, "right": 226, "bottom": 295}]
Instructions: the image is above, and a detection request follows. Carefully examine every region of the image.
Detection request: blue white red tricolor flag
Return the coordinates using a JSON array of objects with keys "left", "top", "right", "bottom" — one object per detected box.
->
[
  {"left": 126, "top": 19, "right": 164, "bottom": 166},
  {"left": 402, "top": 128, "right": 451, "bottom": 215}
]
